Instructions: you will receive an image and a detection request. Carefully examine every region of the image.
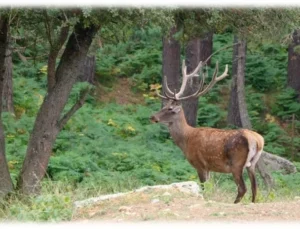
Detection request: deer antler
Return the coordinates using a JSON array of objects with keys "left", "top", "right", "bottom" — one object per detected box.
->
[
  {"left": 156, "top": 43, "right": 239, "bottom": 101},
  {"left": 157, "top": 61, "right": 228, "bottom": 101}
]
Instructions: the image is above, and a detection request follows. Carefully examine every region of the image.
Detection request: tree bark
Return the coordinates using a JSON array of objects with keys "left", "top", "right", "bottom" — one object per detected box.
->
[
  {"left": 199, "top": 32, "right": 213, "bottom": 66},
  {"left": 0, "top": 15, "right": 14, "bottom": 198},
  {"left": 287, "top": 29, "right": 300, "bottom": 100},
  {"left": 2, "top": 42, "right": 14, "bottom": 113},
  {"left": 227, "top": 37, "right": 252, "bottom": 129},
  {"left": 182, "top": 38, "right": 201, "bottom": 127},
  {"left": 182, "top": 33, "right": 213, "bottom": 127},
  {"left": 16, "top": 20, "right": 100, "bottom": 195},
  {"left": 162, "top": 26, "right": 181, "bottom": 106},
  {"left": 227, "top": 36, "right": 242, "bottom": 127},
  {"left": 78, "top": 55, "right": 96, "bottom": 84},
  {"left": 46, "top": 25, "right": 69, "bottom": 92}
]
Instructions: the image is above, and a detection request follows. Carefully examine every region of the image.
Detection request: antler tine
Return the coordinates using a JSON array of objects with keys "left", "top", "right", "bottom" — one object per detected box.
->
[
  {"left": 156, "top": 75, "right": 179, "bottom": 100},
  {"left": 163, "top": 75, "right": 176, "bottom": 98},
  {"left": 195, "top": 62, "right": 228, "bottom": 97},
  {"left": 155, "top": 88, "right": 168, "bottom": 99},
  {"left": 175, "top": 62, "right": 228, "bottom": 101},
  {"left": 186, "top": 60, "right": 203, "bottom": 78},
  {"left": 181, "top": 59, "right": 187, "bottom": 78},
  {"left": 175, "top": 59, "right": 188, "bottom": 99},
  {"left": 175, "top": 59, "right": 203, "bottom": 100},
  {"left": 173, "top": 72, "right": 206, "bottom": 101},
  {"left": 155, "top": 87, "right": 177, "bottom": 100}
]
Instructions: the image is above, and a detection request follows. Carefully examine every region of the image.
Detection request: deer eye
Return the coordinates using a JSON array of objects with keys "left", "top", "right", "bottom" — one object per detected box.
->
[{"left": 168, "top": 106, "right": 173, "bottom": 110}]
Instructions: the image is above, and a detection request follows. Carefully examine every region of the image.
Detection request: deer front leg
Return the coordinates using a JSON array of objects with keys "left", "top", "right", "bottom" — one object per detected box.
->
[{"left": 197, "top": 170, "right": 209, "bottom": 190}]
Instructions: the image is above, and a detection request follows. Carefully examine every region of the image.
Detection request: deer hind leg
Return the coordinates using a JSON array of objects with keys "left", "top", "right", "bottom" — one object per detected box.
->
[
  {"left": 232, "top": 168, "right": 247, "bottom": 204},
  {"left": 247, "top": 166, "right": 257, "bottom": 203}
]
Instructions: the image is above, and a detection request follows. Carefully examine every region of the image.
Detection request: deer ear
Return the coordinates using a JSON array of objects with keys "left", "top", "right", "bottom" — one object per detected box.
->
[{"left": 172, "top": 106, "right": 181, "bottom": 113}]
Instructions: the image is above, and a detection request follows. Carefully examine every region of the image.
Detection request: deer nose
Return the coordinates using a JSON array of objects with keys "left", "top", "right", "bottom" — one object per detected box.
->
[{"left": 150, "top": 115, "right": 159, "bottom": 123}]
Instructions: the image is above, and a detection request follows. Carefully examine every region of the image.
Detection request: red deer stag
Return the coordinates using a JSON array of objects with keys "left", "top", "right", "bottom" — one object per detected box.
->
[{"left": 150, "top": 59, "right": 264, "bottom": 204}]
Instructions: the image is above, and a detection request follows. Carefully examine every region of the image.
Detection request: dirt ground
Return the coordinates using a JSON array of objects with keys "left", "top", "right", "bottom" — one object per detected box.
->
[
  {"left": 73, "top": 189, "right": 300, "bottom": 222},
  {"left": 97, "top": 77, "right": 145, "bottom": 105},
  {"left": 83, "top": 79, "right": 300, "bottom": 223}
]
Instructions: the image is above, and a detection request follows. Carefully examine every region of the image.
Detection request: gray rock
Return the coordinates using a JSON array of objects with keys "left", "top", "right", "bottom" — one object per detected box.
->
[{"left": 73, "top": 181, "right": 202, "bottom": 209}]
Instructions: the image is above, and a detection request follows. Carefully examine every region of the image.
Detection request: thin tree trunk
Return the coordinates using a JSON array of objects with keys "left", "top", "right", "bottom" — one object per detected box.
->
[
  {"left": 16, "top": 20, "right": 99, "bottom": 195},
  {"left": 182, "top": 33, "right": 213, "bottom": 127},
  {"left": 227, "top": 36, "right": 274, "bottom": 189},
  {"left": 2, "top": 43, "right": 14, "bottom": 113},
  {"left": 0, "top": 15, "right": 14, "bottom": 198},
  {"left": 162, "top": 26, "right": 181, "bottom": 106},
  {"left": 287, "top": 29, "right": 300, "bottom": 100},
  {"left": 46, "top": 25, "right": 69, "bottom": 92}
]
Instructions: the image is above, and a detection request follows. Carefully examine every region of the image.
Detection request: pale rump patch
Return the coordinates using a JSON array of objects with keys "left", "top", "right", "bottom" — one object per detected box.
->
[
  {"left": 244, "top": 137, "right": 257, "bottom": 168},
  {"left": 243, "top": 130, "right": 264, "bottom": 169}
]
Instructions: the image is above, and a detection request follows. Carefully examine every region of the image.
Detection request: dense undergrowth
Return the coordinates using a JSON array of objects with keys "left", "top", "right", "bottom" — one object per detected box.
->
[{"left": 1, "top": 27, "right": 300, "bottom": 221}]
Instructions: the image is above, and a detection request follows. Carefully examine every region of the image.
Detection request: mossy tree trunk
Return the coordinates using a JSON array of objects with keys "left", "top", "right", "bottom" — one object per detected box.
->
[
  {"left": 16, "top": 20, "right": 100, "bottom": 195},
  {"left": 0, "top": 15, "right": 14, "bottom": 198}
]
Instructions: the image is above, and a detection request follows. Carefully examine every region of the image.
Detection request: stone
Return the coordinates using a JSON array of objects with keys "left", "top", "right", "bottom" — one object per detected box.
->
[{"left": 73, "top": 181, "right": 202, "bottom": 209}]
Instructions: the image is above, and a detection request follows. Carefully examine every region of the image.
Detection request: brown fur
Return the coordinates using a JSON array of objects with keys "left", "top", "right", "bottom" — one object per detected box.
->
[{"left": 150, "top": 101, "right": 264, "bottom": 204}]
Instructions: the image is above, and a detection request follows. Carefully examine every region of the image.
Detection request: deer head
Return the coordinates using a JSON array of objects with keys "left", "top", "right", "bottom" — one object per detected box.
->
[
  {"left": 150, "top": 59, "right": 229, "bottom": 126},
  {"left": 150, "top": 100, "right": 182, "bottom": 126}
]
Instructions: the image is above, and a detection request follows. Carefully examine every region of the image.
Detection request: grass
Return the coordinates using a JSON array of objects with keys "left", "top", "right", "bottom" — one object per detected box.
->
[{"left": 0, "top": 169, "right": 299, "bottom": 222}]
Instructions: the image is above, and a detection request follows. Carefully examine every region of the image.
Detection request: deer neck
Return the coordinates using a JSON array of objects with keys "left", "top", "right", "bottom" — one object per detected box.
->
[{"left": 168, "top": 111, "right": 192, "bottom": 152}]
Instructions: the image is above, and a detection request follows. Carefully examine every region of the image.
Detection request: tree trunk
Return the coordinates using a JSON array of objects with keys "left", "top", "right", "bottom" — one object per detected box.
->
[
  {"left": 287, "top": 29, "right": 300, "bottom": 100},
  {"left": 0, "top": 15, "right": 14, "bottom": 198},
  {"left": 182, "top": 38, "right": 200, "bottom": 127},
  {"left": 227, "top": 36, "right": 274, "bottom": 189},
  {"left": 182, "top": 33, "right": 213, "bottom": 127},
  {"left": 78, "top": 55, "right": 96, "bottom": 84},
  {"left": 227, "top": 36, "right": 241, "bottom": 127},
  {"left": 2, "top": 43, "right": 14, "bottom": 113},
  {"left": 16, "top": 20, "right": 100, "bottom": 195},
  {"left": 227, "top": 36, "right": 251, "bottom": 128},
  {"left": 199, "top": 32, "right": 213, "bottom": 66},
  {"left": 162, "top": 26, "right": 181, "bottom": 106},
  {"left": 46, "top": 25, "right": 69, "bottom": 92}
]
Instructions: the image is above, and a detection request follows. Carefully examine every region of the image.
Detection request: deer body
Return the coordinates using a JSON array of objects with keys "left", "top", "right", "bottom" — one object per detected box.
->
[
  {"left": 151, "top": 56, "right": 264, "bottom": 204},
  {"left": 168, "top": 107, "right": 263, "bottom": 172}
]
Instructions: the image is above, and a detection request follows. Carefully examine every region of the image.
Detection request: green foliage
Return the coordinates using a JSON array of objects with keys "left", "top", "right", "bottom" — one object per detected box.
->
[
  {"left": 49, "top": 101, "right": 194, "bottom": 187},
  {"left": 198, "top": 97, "right": 226, "bottom": 128},
  {"left": 96, "top": 26, "right": 162, "bottom": 90},
  {"left": 261, "top": 123, "right": 289, "bottom": 156},
  {"left": 271, "top": 88, "right": 300, "bottom": 120},
  {"left": 246, "top": 43, "right": 287, "bottom": 92}
]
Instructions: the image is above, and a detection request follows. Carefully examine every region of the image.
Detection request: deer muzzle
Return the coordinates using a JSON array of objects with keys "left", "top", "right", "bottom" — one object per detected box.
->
[{"left": 150, "top": 115, "right": 159, "bottom": 123}]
